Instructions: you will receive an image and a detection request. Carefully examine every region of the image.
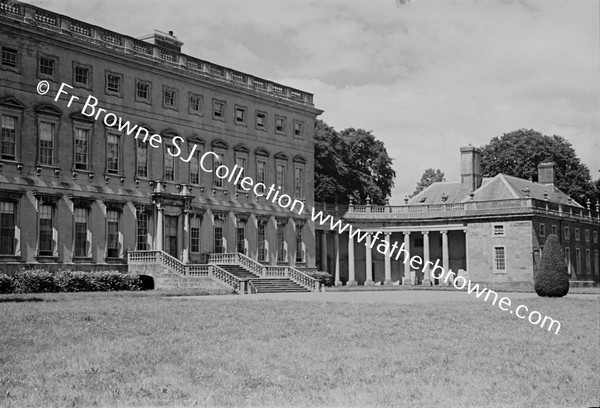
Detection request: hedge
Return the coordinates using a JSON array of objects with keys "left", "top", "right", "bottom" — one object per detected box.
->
[
  {"left": 0, "top": 270, "right": 142, "bottom": 294},
  {"left": 305, "top": 270, "right": 333, "bottom": 287}
]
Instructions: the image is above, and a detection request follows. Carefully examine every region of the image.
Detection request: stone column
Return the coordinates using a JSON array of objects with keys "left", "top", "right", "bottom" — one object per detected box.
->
[
  {"left": 441, "top": 230, "right": 449, "bottom": 285},
  {"left": 155, "top": 204, "right": 163, "bottom": 252},
  {"left": 182, "top": 210, "right": 190, "bottom": 264},
  {"left": 402, "top": 232, "right": 412, "bottom": 285},
  {"left": 384, "top": 232, "right": 392, "bottom": 285},
  {"left": 334, "top": 232, "right": 341, "bottom": 286},
  {"left": 320, "top": 231, "right": 328, "bottom": 272},
  {"left": 347, "top": 232, "right": 357, "bottom": 286},
  {"left": 421, "top": 231, "right": 430, "bottom": 286},
  {"left": 365, "top": 233, "right": 374, "bottom": 285},
  {"left": 464, "top": 229, "right": 469, "bottom": 278}
]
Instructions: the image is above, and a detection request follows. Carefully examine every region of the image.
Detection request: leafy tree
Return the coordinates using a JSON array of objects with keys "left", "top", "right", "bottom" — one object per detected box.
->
[
  {"left": 534, "top": 234, "right": 569, "bottom": 297},
  {"left": 314, "top": 121, "right": 395, "bottom": 205},
  {"left": 479, "top": 129, "right": 594, "bottom": 206},
  {"left": 411, "top": 168, "right": 445, "bottom": 197}
]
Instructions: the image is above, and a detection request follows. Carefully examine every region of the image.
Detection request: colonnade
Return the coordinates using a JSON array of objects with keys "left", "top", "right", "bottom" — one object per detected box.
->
[{"left": 319, "top": 228, "right": 468, "bottom": 286}]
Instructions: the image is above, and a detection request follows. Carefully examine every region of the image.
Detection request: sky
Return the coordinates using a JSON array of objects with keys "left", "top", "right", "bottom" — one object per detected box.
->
[{"left": 32, "top": 0, "right": 600, "bottom": 204}]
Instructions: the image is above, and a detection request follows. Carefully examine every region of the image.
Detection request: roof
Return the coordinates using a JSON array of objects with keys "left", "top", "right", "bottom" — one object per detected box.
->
[
  {"left": 408, "top": 182, "right": 466, "bottom": 205},
  {"left": 409, "top": 174, "right": 583, "bottom": 207}
]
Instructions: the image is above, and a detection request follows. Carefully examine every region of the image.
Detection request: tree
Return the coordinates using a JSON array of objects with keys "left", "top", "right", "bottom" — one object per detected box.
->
[
  {"left": 479, "top": 129, "right": 594, "bottom": 206},
  {"left": 534, "top": 234, "right": 569, "bottom": 297},
  {"left": 411, "top": 169, "right": 445, "bottom": 197},
  {"left": 314, "top": 121, "right": 396, "bottom": 205}
]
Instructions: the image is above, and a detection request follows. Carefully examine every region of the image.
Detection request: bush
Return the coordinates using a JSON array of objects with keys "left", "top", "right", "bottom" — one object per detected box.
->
[
  {"left": 14, "top": 270, "right": 57, "bottom": 294},
  {"left": 534, "top": 234, "right": 569, "bottom": 297},
  {"left": 305, "top": 270, "right": 333, "bottom": 287},
  {"left": 0, "top": 270, "right": 143, "bottom": 295},
  {"left": 0, "top": 274, "right": 15, "bottom": 294}
]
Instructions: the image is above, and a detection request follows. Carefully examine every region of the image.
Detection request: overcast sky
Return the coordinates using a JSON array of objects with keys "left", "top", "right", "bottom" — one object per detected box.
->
[{"left": 32, "top": 0, "right": 600, "bottom": 204}]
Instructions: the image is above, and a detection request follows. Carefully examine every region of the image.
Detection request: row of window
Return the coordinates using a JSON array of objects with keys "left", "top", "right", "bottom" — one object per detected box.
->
[
  {"left": 492, "top": 223, "right": 598, "bottom": 244},
  {"left": 0, "top": 200, "right": 307, "bottom": 264},
  {"left": 1, "top": 47, "right": 305, "bottom": 137},
  {"left": 0, "top": 111, "right": 306, "bottom": 198}
]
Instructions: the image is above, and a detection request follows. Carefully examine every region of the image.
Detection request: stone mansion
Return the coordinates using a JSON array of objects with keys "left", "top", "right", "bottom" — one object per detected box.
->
[{"left": 1, "top": 1, "right": 598, "bottom": 291}]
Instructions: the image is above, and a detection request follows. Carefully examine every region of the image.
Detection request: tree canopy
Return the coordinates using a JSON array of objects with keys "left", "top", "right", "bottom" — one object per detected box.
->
[
  {"left": 314, "top": 120, "right": 395, "bottom": 205},
  {"left": 410, "top": 169, "right": 445, "bottom": 197},
  {"left": 534, "top": 234, "right": 569, "bottom": 297},
  {"left": 479, "top": 129, "right": 596, "bottom": 206}
]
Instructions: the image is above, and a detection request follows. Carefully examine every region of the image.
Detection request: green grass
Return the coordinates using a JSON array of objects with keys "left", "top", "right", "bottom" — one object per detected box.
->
[{"left": 0, "top": 292, "right": 598, "bottom": 407}]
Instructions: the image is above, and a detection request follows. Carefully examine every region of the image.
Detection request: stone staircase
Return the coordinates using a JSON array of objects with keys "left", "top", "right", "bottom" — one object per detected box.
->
[
  {"left": 249, "top": 278, "right": 310, "bottom": 293},
  {"left": 128, "top": 251, "right": 320, "bottom": 294},
  {"left": 217, "top": 264, "right": 310, "bottom": 293}
]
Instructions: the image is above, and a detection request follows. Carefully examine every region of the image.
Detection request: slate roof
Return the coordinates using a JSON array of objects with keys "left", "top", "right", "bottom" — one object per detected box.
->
[{"left": 408, "top": 174, "right": 583, "bottom": 207}]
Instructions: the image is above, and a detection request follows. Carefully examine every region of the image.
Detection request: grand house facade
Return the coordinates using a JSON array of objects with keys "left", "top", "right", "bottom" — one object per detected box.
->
[
  {"left": 0, "top": 1, "right": 323, "bottom": 275},
  {"left": 315, "top": 147, "right": 600, "bottom": 287}
]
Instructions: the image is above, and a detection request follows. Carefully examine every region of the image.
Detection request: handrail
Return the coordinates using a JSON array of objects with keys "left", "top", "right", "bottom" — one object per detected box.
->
[
  {"left": 237, "top": 253, "right": 263, "bottom": 277},
  {"left": 211, "top": 264, "right": 244, "bottom": 294},
  {"left": 288, "top": 266, "right": 320, "bottom": 292}
]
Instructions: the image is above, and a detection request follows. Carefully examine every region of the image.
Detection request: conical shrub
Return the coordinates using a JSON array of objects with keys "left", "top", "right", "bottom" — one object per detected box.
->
[{"left": 534, "top": 234, "right": 569, "bottom": 297}]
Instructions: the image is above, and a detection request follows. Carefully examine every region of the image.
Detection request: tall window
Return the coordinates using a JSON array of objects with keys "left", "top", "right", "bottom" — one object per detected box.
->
[
  {"left": 106, "top": 210, "right": 120, "bottom": 258},
  {"left": 585, "top": 249, "right": 591, "bottom": 274},
  {"left": 494, "top": 246, "right": 506, "bottom": 271},
  {"left": 74, "top": 128, "right": 89, "bottom": 170},
  {"left": 257, "top": 221, "right": 267, "bottom": 262},
  {"left": 294, "top": 168, "right": 303, "bottom": 198},
  {"left": 190, "top": 150, "right": 200, "bottom": 184},
  {"left": 275, "top": 116, "right": 285, "bottom": 134},
  {"left": 539, "top": 223, "right": 545, "bottom": 238},
  {"left": 565, "top": 247, "right": 571, "bottom": 275},
  {"left": 214, "top": 218, "right": 224, "bottom": 253},
  {"left": 295, "top": 224, "right": 304, "bottom": 262},
  {"left": 137, "top": 212, "right": 149, "bottom": 250},
  {"left": 164, "top": 146, "right": 175, "bottom": 181},
  {"left": 256, "top": 111, "right": 266, "bottom": 130},
  {"left": 277, "top": 223, "right": 286, "bottom": 262},
  {"left": 190, "top": 217, "right": 200, "bottom": 253},
  {"left": 213, "top": 153, "right": 224, "bottom": 188},
  {"left": 294, "top": 121, "right": 303, "bottom": 137},
  {"left": 575, "top": 248, "right": 581, "bottom": 275},
  {"left": 0, "top": 201, "right": 16, "bottom": 255},
  {"left": 107, "top": 134, "right": 120, "bottom": 174},
  {"left": 585, "top": 230, "right": 590, "bottom": 242},
  {"left": 551, "top": 225, "right": 557, "bottom": 235},
  {"left": 1, "top": 115, "right": 16, "bottom": 160},
  {"left": 575, "top": 228, "right": 580, "bottom": 241},
  {"left": 136, "top": 140, "right": 148, "bottom": 178},
  {"left": 74, "top": 207, "right": 89, "bottom": 257},
  {"left": 236, "top": 157, "right": 246, "bottom": 189},
  {"left": 257, "top": 160, "right": 266, "bottom": 185},
  {"left": 276, "top": 164, "right": 285, "bottom": 190},
  {"left": 564, "top": 226, "right": 570, "bottom": 240},
  {"left": 39, "top": 121, "right": 55, "bottom": 165},
  {"left": 38, "top": 204, "right": 53, "bottom": 256},
  {"left": 236, "top": 220, "right": 246, "bottom": 254}
]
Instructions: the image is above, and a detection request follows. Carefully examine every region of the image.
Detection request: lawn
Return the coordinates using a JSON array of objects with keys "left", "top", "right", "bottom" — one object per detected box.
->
[{"left": 0, "top": 291, "right": 598, "bottom": 407}]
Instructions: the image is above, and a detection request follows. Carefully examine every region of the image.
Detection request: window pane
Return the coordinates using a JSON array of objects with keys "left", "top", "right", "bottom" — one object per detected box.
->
[
  {"left": 38, "top": 205, "right": 53, "bottom": 255},
  {"left": 39, "top": 122, "right": 54, "bottom": 165},
  {"left": 0, "top": 201, "right": 15, "bottom": 255},
  {"left": 74, "top": 128, "right": 88, "bottom": 170},
  {"left": 1, "top": 115, "right": 16, "bottom": 160},
  {"left": 107, "top": 134, "right": 119, "bottom": 173},
  {"left": 74, "top": 208, "right": 88, "bottom": 257}
]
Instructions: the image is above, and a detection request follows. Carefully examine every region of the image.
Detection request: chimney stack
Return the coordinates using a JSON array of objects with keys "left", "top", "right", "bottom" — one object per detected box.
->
[
  {"left": 537, "top": 162, "right": 555, "bottom": 185},
  {"left": 460, "top": 145, "right": 482, "bottom": 192}
]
